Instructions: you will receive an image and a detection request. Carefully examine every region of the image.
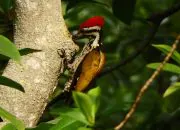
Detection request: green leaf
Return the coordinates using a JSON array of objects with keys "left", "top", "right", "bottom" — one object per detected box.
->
[
  {"left": 112, "top": 0, "right": 136, "bottom": 24},
  {"left": 153, "top": 44, "right": 180, "bottom": 65},
  {"left": 0, "top": 76, "right": 24, "bottom": 92},
  {"left": 26, "top": 123, "right": 54, "bottom": 130},
  {"left": 78, "top": 127, "right": 93, "bottom": 130},
  {"left": 50, "top": 116, "right": 83, "bottom": 130},
  {"left": 47, "top": 117, "right": 61, "bottom": 124},
  {"left": 0, "top": 35, "right": 21, "bottom": 62},
  {"left": 0, "top": 48, "right": 41, "bottom": 60},
  {"left": 88, "top": 87, "right": 101, "bottom": 101},
  {"left": 0, "top": 0, "right": 13, "bottom": 13},
  {"left": 1, "top": 123, "right": 17, "bottom": 130},
  {"left": 163, "top": 82, "right": 180, "bottom": 112},
  {"left": 147, "top": 63, "right": 180, "bottom": 74},
  {"left": 163, "top": 82, "right": 180, "bottom": 98},
  {"left": 87, "top": 87, "right": 101, "bottom": 116},
  {"left": 73, "top": 91, "right": 95, "bottom": 126},
  {"left": 0, "top": 106, "right": 25, "bottom": 130},
  {"left": 51, "top": 107, "right": 89, "bottom": 125}
]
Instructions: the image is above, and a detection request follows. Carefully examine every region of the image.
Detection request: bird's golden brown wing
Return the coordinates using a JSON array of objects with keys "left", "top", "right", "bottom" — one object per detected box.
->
[{"left": 75, "top": 48, "right": 105, "bottom": 92}]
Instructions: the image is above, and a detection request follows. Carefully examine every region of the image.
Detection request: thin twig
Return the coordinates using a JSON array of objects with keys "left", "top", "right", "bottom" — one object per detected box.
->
[
  {"left": 114, "top": 35, "right": 180, "bottom": 130},
  {"left": 100, "top": 3, "right": 180, "bottom": 77}
]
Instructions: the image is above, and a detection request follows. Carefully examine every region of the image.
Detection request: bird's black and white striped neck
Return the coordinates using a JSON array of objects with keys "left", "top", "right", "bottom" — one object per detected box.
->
[{"left": 80, "top": 26, "right": 102, "bottom": 48}]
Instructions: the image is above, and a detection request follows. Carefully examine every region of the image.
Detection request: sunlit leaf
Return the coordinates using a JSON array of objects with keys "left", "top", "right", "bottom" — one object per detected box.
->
[
  {"left": 78, "top": 127, "right": 93, "bottom": 130},
  {"left": 1, "top": 123, "right": 17, "bottom": 130},
  {"left": 88, "top": 87, "right": 101, "bottom": 101},
  {"left": 73, "top": 91, "right": 94, "bottom": 126},
  {"left": 163, "top": 82, "right": 180, "bottom": 112},
  {"left": 0, "top": 48, "right": 41, "bottom": 60},
  {"left": 26, "top": 123, "right": 54, "bottom": 130},
  {"left": 153, "top": 44, "right": 180, "bottom": 65},
  {"left": 0, "top": 35, "right": 21, "bottom": 62},
  {"left": 147, "top": 63, "right": 180, "bottom": 74},
  {"left": 87, "top": 87, "right": 101, "bottom": 116},
  {"left": 50, "top": 116, "right": 83, "bottom": 130},
  {"left": 163, "top": 82, "right": 180, "bottom": 98},
  {"left": 0, "top": 107, "right": 25, "bottom": 130},
  {"left": 0, "top": 76, "right": 24, "bottom": 92},
  {"left": 51, "top": 107, "right": 89, "bottom": 125}
]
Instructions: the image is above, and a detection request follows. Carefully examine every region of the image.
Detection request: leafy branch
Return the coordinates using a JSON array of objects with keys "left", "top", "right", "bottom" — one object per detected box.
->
[
  {"left": 100, "top": 3, "right": 180, "bottom": 77},
  {"left": 114, "top": 35, "right": 180, "bottom": 130}
]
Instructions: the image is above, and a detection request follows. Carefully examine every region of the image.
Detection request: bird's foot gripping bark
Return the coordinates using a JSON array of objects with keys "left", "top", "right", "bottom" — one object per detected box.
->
[
  {"left": 57, "top": 40, "right": 79, "bottom": 74},
  {"left": 63, "top": 42, "right": 94, "bottom": 92}
]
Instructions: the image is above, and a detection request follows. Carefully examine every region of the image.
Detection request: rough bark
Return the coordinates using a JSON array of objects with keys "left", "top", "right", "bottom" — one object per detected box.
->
[{"left": 0, "top": 0, "right": 78, "bottom": 127}]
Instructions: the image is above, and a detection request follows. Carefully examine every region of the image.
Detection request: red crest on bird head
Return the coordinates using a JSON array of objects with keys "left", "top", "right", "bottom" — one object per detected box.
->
[{"left": 80, "top": 16, "right": 104, "bottom": 29}]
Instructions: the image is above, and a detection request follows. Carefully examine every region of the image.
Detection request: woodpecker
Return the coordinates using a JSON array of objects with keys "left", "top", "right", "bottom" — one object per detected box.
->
[
  {"left": 71, "top": 16, "right": 105, "bottom": 92},
  {"left": 59, "top": 16, "right": 105, "bottom": 93},
  {"left": 48, "top": 16, "right": 105, "bottom": 106}
]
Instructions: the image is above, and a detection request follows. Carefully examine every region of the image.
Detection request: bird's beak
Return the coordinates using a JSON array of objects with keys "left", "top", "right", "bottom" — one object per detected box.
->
[{"left": 72, "top": 30, "right": 84, "bottom": 40}]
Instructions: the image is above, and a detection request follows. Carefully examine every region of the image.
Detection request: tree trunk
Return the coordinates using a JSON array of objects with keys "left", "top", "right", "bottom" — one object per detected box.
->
[{"left": 0, "top": 0, "right": 78, "bottom": 127}]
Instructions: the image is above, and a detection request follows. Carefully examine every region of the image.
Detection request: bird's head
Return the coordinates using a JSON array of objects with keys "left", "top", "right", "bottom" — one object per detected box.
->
[
  {"left": 73, "top": 16, "right": 104, "bottom": 48},
  {"left": 79, "top": 16, "right": 104, "bottom": 32}
]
